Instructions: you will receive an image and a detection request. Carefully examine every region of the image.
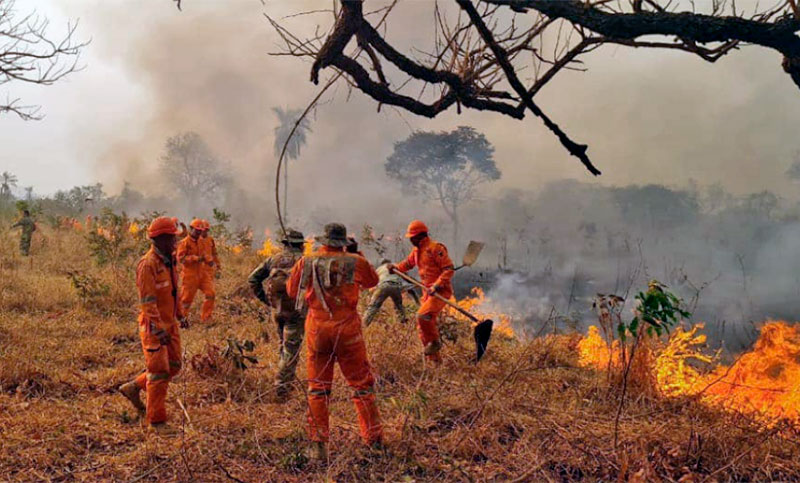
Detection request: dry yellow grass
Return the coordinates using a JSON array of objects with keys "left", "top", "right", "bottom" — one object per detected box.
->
[{"left": 1, "top": 225, "right": 800, "bottom": 481}]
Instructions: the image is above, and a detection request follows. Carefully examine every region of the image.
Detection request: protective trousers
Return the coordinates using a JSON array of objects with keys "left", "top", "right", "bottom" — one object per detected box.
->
[
  {"left": 417, "top": 292, "right": 448, "bottom": 363},
  {"left": 306, "top": 317, "right": 382, "bottom": 445},
  {"left": 135, "top": 322, "right": 181, "bottom": 424},
  {"left": 363, "top": 283, "right": 407, "bottom": 326},
  {"left": 180, "top": 269, "right": 215, "bottom": 321},
  {"left": 273, "top": 310, "right": 305, "bottom": 392}
]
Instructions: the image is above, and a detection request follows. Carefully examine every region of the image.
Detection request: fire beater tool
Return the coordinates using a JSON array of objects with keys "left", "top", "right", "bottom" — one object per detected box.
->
[
  {"left": 454, "top": 240, "right": 484, "bottom": 271},
  {"left": 393, "top": 270, "right": 494, "bottom": 362}
]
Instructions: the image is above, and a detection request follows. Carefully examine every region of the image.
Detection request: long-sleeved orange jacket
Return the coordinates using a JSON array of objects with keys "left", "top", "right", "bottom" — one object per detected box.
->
[
  {"left": 136, "top": 247, "right": 181, "bottom": 335},
  {"left": 395, "top": 236, "right": 454, "bottom": 292}
]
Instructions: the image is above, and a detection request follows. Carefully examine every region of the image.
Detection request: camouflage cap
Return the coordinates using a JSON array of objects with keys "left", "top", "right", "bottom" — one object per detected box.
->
[
  {"left": 281, "top": 228, "right": 305, "bottom": 244},
  {"left": 314, "top": 222, "right": 349, "bottom": 247}
]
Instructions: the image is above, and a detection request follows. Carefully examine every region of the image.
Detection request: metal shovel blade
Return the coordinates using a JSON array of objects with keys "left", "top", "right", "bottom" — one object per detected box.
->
[
  {"left": 462, "top": 241, "right": 485, "bottom": 268},
  {"left": 473, "top": 319, "right": 493, "bottom": 362}
]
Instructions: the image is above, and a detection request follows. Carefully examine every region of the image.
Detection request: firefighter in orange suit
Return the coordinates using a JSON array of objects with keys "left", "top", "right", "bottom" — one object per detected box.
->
[
  {"left": 391, "top": 220, "right": 454, "bottom": 363},
  {"left": 199, "top": 219, "right": 221, "bottom": 281},
  {"left": 177, "top": 219, "right": 216, "bottom": 322},
  {"left": 287, "top": 223, "right": 382, "bottom": 461},
  {"left": 118, "top": 217, "right": 186, "bottom": 431}
]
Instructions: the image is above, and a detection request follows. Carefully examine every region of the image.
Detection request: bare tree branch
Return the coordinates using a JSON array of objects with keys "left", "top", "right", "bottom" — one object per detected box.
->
[
  {"left": 0, "top": 0, "right": 87, "bottom": 120},
  {"left": 268, "top": 0, "right": 800, "bottom": 175}
]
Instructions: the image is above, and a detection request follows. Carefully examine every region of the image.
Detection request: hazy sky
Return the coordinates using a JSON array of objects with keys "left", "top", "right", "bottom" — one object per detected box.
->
[{"left": 2, "top": 0, "right": 800, "bottom": 200}]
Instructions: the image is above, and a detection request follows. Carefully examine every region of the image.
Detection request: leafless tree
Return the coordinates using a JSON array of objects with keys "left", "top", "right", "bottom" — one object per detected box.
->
[
  {"left": 267, "top": 0, "right": 800, "bottom": 175},
  {"left": 0, "top": 0, "right": 86, "bottom": 120}
]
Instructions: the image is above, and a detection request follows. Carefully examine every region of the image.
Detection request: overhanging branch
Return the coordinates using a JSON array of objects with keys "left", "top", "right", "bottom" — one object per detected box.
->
[{"left": 457, "top": 0, "right": 600, "bottom": 175}]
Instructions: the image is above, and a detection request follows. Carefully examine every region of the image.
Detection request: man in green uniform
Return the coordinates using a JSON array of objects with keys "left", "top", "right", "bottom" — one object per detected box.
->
[
  {"left": 248, "top": 228, "right": 307, "bottom": 401},
  {"left": 11, "top": 210, "right": 36, "bottom": 256}
]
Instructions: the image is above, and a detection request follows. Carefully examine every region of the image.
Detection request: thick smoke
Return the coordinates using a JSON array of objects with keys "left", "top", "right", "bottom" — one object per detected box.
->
[
  {"left": 15, "top": 1, "right": 800, "bottom": 351},
  {"left": 455, "top": 180, "right": 800, "bottom": 352}
]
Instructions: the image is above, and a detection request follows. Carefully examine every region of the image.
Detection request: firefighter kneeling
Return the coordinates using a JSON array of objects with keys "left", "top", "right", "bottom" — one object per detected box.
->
[{"left": 287, "top": 223, "right": 383, "bottom": 461}]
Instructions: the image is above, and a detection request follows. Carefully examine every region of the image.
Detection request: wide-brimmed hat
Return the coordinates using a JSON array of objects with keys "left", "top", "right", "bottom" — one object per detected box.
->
[
  {"left": 281, "top": 228, "right": 305, "bottom": 244},
  {"left": 314, "top": 223, "right": 349, "bottom": 247}
]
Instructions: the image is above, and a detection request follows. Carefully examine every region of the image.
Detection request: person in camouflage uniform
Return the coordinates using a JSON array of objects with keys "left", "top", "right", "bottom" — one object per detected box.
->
[
  {"left": 11, "top": 210, "right": 36, "bottom": 256},
  {"left": 363, "top": 258, "right": 420, "bottom": 327},
  {"left": 248, "top": 228, "right": 307, "bottom": 400}
]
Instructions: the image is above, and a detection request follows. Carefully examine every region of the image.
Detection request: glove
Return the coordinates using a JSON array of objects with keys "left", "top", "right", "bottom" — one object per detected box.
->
[
  {"left": 387, "top": 263, "right": 397, "bottom": 274},
  {"left": 179, "top": 317, "right": 190, "bottom": 329},
  {"left": 427, "top": 284, "right": 440, "bottom": 296},
  {"left": 153, "top": 328, "right": 171, "bottom": 345}
]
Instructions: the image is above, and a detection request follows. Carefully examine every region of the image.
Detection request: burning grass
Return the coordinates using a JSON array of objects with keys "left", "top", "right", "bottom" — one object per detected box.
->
[
  {"left": 1, "top": 225, "right": 799, "bottom": 480},
  {"left": 579, "top": 319, "right": 800, "bottom": 429}
]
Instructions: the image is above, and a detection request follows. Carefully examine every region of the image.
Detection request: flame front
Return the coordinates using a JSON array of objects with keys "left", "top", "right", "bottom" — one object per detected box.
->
[
  {"left": 258, "top": 238, "right": 280, "bottom": 257},
  {"left": 578, "top": 326, "right": 619, "bottom": 370},
  {"left": 452, "top": 287, "right": 514, "bottom": 338},
  {"left": 579, "top": 320, "right": 800, "bottom": 426},
  {"left": 702, "top": 321, "right": 800, "bottom": 425}
]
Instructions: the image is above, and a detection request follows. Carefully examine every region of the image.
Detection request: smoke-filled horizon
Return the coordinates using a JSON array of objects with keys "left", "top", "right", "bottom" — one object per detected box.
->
[
  {"left": 3, "top": 0, "right": 800, "bottom": 351},
  {"left": 2, "top": 1, "right": 800, "bottom": 199}
]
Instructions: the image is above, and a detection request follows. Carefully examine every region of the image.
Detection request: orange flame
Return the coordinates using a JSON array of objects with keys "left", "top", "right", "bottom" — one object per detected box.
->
[
  {"left": 579, "top": 320, "right": 800, "bottom": 426},
  {"left": 258, "top": 238, "right": 280, "bottom": 258},
  {"left": 578, "top": 326, "right": 620, "bottom": 370},
  {"left": 701, "top": 321, "right": 800, "bottom": 425},
  {"left": 452, "top": 287, "right": 514, "bottom": 338}
]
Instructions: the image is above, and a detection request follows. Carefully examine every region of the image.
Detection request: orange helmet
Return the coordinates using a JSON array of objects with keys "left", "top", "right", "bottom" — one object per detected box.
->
[
  {"left": 405, "top": 220, "right": 429, "bottom": 238},
  {"left": 148, "top": 216, "right": 180, "bottom": 238},
  {"left": 201, "top": 219, "right": 211, "bottom": 231},
  {"left": 190, "top": 218, "right": 204, "bottom": 230}
]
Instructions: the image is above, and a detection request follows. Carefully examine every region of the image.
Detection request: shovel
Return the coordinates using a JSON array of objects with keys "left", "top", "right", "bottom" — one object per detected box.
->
[
  {"left": 454, "top": 240, "right": 484, "bottom": 271},
  {"left": 393, "top": 270, "right": 494, "bottom": 362}
]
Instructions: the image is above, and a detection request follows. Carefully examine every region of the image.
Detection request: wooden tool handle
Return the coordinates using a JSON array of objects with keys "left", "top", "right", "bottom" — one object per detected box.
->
[{"left": 393, "top": 270, "right": 480, "bottom": 323}]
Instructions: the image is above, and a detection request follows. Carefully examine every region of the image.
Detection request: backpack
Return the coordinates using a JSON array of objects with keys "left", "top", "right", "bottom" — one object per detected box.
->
[
  {"left": 266, "top": 251, "right": 303, "bottom": 314},
  {"left": 295, "top": 254, "right": 357, "bottom": 314}
]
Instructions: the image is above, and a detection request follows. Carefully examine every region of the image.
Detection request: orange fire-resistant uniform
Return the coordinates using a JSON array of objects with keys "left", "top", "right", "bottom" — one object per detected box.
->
[
  {"left": 199, "top": 233, "right": 220, "bottom": 279},
  {"left": 134, "top": 246, "right": 182, "bottom": 425},
  {"left": 286, "top": 246, "right": 382, "bottom": 445},
  {"left": 395, "top": 236, "right": 455, "bottom": 362},
  {"left": 177, "top": 234, "right": 216, "bottom": 321}
]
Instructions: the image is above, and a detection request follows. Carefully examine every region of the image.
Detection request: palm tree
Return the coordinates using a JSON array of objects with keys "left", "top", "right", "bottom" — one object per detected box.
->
[
  {"left": 1, "top": 172, "right": 18, "bottom": 200},
  {"left": 273, "top": 107, "right": 312, "bottom": 220}
]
